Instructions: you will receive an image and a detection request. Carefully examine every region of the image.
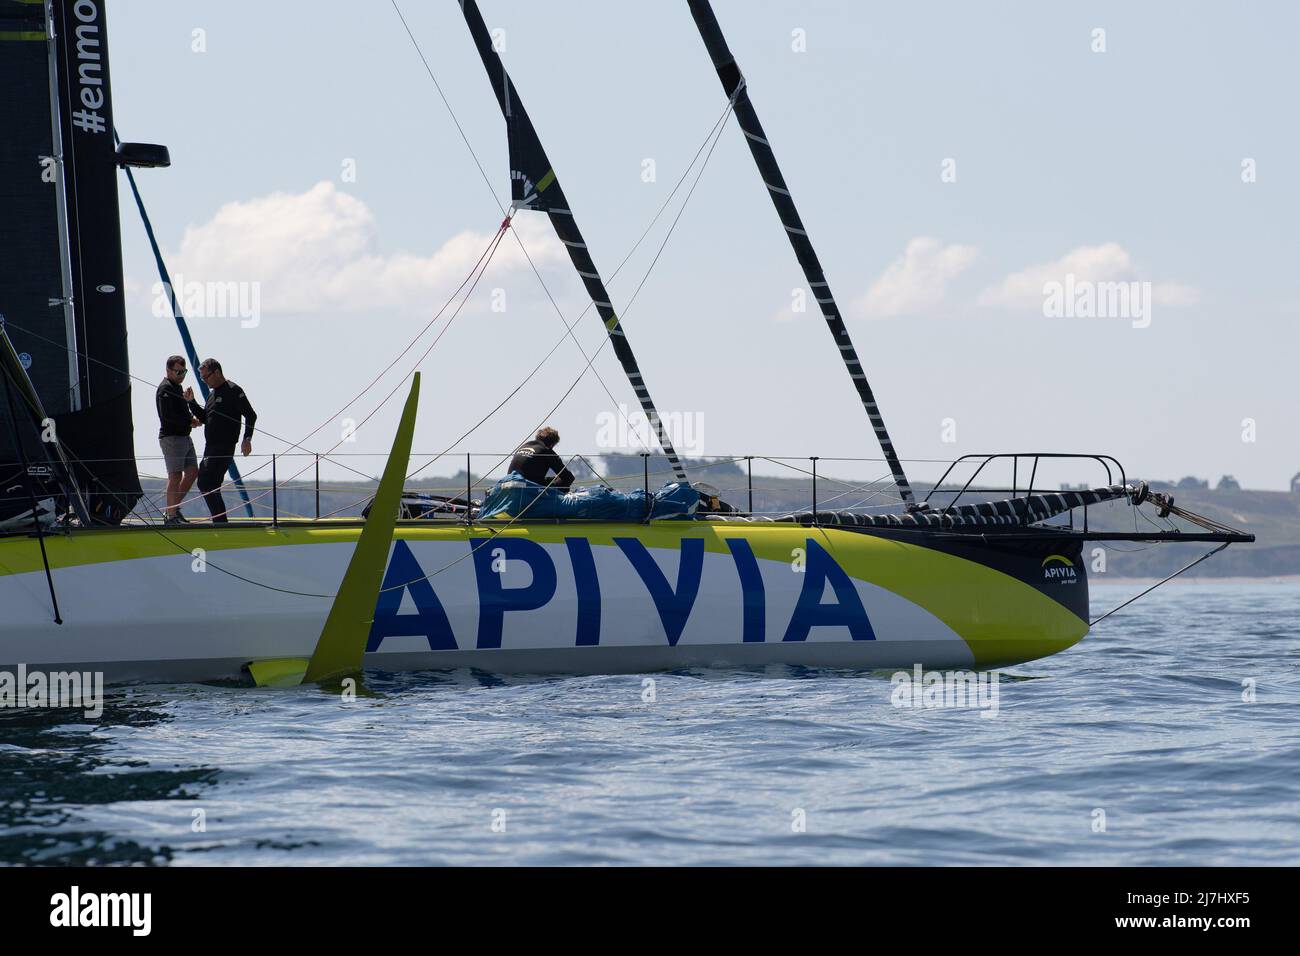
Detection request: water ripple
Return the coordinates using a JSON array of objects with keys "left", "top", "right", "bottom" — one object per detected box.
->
[{"left": 1, "top": 582, "right": 1297, "bottom": 865}]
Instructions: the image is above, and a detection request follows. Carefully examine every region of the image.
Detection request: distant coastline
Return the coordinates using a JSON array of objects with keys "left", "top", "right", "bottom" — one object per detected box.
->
[
  {"left": 1093, "top": 575, "right": 1300, "bottom": 586},
  {"left": 134, "top": 470, "right": 1300, "bottom": 579}
]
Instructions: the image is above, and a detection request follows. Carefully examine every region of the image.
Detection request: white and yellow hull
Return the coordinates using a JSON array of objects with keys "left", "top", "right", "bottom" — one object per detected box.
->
[{"left": 0, "top": 521, "right": 1089, "bottom": 683}]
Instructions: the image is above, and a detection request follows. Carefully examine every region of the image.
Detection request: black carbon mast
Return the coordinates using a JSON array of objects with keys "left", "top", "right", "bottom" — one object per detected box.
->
[
  {"left": 686, "top": 0, "right": 916, "bottom": 507},
  {"left": 458, "top": 0, "right": 688, "bottom": 483},
  {"left": 0, "top": 0, "right": 142, "bottom": 524}
]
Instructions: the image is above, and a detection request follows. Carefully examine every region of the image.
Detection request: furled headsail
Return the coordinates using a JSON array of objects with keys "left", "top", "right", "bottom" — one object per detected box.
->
[
  {"left": 458, "top": 0, "right": 688, "bottom": 483},
  {"left": 775, "top": 485, "right": 1134, "bottom": 529},
  {"left": 686, "top": 0, "right": 916, "bottom": 507},
  {"left": 0, "top": 320, "right": 90, "bottom": 528},
  {"left": 0, "top": 0, "right": 140, "bottom": 524}
]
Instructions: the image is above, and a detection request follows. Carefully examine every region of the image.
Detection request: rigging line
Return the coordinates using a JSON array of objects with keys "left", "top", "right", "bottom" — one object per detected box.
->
[
  {"left": 67, "top": 470, "right": 335, "bottom": 597},
  {"left": 755, "top": 455, "right": 895, "bottom": 493},
  {"left": 9, "top": 401, "right": 215, "bottom": 520},
  {"left": 387, "top": 0, "right": 636, "bottom": 436},
  {"left": 149, "top": 526, "right": 332, "bottom": 599},
  {"left": 284, "top": 219, "right": 510, "bottom": 457},
  {"left": 379, "top": 354, "right": 744, "bottom": 596},
  {"left": 469, "top": 93, "right": 738, "bottom": 490},
  {"left": 0, "top": 318, "right": 376, "bottom": 484},
  {"left": 688, "top": 0, "right": 915, "bottom": 506},
  {"left": 55, "top": 432, "right": 285, "bottom": 520},
  {"left": 760, "top": 468, "right": 903, "bottom": 507},
  {"left": 262, "top": 217, "right": 506, "bottom": 502},
  {"left": 1095, "top": 542, "right": 1157, "bottom": 554},
  {"left": 617, "top": 98, "right": 736, "bottom": 322},
  {"left": 126, "top": 225, "right": 499, "bottom": 521},
  {"left": 323, "top": 226, "right": 508, "bottom": 443},
  {"left": 117, "top": 138, "right": 253, "bottom": 519},
  {"left": 1159, "top": 500, "right": 1241, "bottom": 536},
  {"left": 372, "top": 512, "right": 534, "bottom": 595},
  {"left": 816, "top": 472, "right": 898, "bottom": 508},
  {"left": 271, "top": 220, "right": 511, "bottom": 495},
  {"left": 390, "top": 0, "right": 503, "bottom": 215},
  {"left": 36, "top": 53, "right": 741, "bottom": 599},
  {"left": 319, "top": 493, "right": 385, "bottom": 521},
  {"left": 1137, "top": 507, "right": 1175, "bottom": 534},
  {"left": 296, "top": 480, "right": 539, "bottom": 595},
  {"left": 506, "top": 228, "right": 650, "bottom": 453},
  {"left": 402, "top": 317, "right": 586, "bottom": 482},
  {"left": 21, "top": 362, "right": 321, "bottom": 524},
  {"left": 1089, "top": 543, "right": 1229, "bottom": 627},
  {"left": 190, "top": 286, "right": 501, "bottom": 514},
  {"left": 122, "top": 447, "right": 338, "bottom": 596},
  {"left": 831, "top": 490, "right": 906, "bottom": 512},
  {"left": 502, "top": 93, "right": 743, "bottom": 455},
  {"left": 403, "top": 94, "right": 739, "bottom": 482},
  {"left": 1, "top": 370, "right": 62, "bottom": 623},
  {"left": 25, "top": 187, "right": 505, "bottom": 498},
  {"left": 24, "top": 146, "right": 538, "bottom": 496},
  {"left": 393, "top": 0, "right": 736, "bottom": 473},
  {"left": 496, "top": 94, "right": 745, "bottom": 481},
  {"left": 574, "top": 454, "right": 616, "bottom": 490}
]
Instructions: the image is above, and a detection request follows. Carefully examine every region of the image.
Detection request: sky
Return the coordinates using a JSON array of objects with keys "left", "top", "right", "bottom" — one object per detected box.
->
[{"left": 104, "top": 0, "right": 1299, "bottom": 494}]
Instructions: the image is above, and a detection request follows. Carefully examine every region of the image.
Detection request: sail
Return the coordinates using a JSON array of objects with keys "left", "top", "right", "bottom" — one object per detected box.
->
[
  {"left": 0, "top": 0, "right": 140, "bottom": 524},
  {"left": 686, "top": 0, "right": 916, "bottom": 507},
  {"left": 458, "top": 0, "right": 689, "bottom": 483}
]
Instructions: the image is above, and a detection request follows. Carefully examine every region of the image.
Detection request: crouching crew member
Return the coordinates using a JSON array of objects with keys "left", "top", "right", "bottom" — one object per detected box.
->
[{"left": 508, "top": 426, "right": 575, "bottom": 491}]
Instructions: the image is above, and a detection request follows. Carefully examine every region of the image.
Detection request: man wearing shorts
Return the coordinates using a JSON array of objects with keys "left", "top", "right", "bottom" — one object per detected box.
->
[{"left": 156, "top": 355, "right": 198, "bottom": 526}]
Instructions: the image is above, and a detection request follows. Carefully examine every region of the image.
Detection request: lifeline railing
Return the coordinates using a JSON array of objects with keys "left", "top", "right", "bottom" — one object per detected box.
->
[
  {"left": 920, "top": 453, "right": 1131, "bottom": 533},
  {"left": 3, "top": 451, "right": 1138, "bottom": 530},
  {"left": 925, "top": 453, "right": 1127, "bottom": 510}
]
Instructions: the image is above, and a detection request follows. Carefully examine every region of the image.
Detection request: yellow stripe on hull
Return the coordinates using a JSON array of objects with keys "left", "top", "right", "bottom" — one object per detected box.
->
[{"left": 0, "top": 522, "right": 1087, "bottom": 671}]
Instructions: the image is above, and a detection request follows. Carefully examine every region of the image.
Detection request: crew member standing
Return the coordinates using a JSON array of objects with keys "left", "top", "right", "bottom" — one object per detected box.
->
[
  {"left": 187, "top": 358, "right": 257, "bottom": 523},
  {"left": 508, "top": 426, "right": 575, "bottom": 491},
  {"left": 156, "top": 355, "right": 199, "bottom": 525}
]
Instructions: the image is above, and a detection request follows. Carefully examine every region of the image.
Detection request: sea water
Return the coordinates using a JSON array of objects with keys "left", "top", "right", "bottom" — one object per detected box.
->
[{"left": 2, "top": 582, "right": 1297, "bottom": 865}]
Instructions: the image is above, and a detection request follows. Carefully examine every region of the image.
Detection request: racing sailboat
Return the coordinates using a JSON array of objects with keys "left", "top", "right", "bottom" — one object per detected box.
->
[{"left": 0, "top": 0, "right": 1251, "bottom": 685}]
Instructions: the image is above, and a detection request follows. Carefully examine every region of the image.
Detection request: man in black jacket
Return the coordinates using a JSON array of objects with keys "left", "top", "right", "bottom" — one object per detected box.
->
[
  {"left": 187, "top": 357, "right": 257, "bottom": 523},
  {"left": 509, "top": 426, "right": 575, "bottom": 491},
  {"left": 156, "top": 355, "right": 198, "bottom": 525}
]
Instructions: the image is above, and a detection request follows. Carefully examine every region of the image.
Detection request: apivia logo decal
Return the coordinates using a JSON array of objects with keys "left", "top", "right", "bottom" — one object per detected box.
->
[
  {"left": 367, "top": 537, "right": 876, "bottom": 651},
  {"left": 1041, "top": 554, "right": 1078, "bottom": 584}
]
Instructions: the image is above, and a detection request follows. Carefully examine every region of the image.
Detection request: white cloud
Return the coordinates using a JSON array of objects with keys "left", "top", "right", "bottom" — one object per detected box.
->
[
  {"left": 164, "top": 181, "right": 562, "bottom": 315},
  {"left": 852, "top": 237, "right": 978, "bottom": 319},
  {"left": 979, "top": 243, "right": 1199, "bottom": 309}
]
